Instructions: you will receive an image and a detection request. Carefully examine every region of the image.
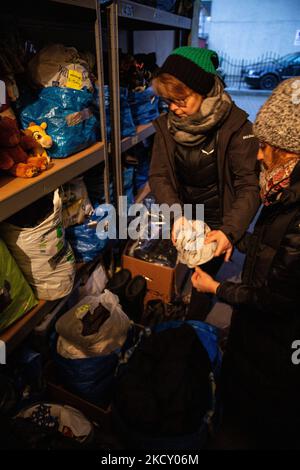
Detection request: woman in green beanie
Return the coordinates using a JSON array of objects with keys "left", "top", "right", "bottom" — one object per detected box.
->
[
  {"left": 149, "top": 46, "right": 260, "bottom": 320},
  {"left": 192, "top": 77, "right": 300, "bottom": 448}
]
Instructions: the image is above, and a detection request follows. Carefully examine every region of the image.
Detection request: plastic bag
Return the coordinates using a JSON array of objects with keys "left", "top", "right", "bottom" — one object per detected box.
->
[
  {"left": 27, "top": 44, "right": 93, "bottom": 91},
  {"left": 18, "top": 87, "right": 98, "bottom": 158},
  {"left": 103, "top": 85, "right": 136, "bottom": 139},
  {"left": 1, "top": 190, "right": 76, "bottom": 301},
  {"left": 0, "top": 239, "right": 37, "bottom": 332},
  {"left": 128, "top": 194, "right": 177, "bottom": 267},
  {"left": 55, "top": 290, "right": 131, "bottom": 357},
  {"left": 16, "top": 402, "right": 93, "bottom": 444},
  {"left": 61, "top": 177, "right": 94, "bottom": 228},
  {"left": 128, "top": 86, "right": 159, "bottom": 126},
  {"left": 65, "top": 204, "right": 110, "bottom": 263},
  {"left": 156, "top": 0, "right": 176, "bottom": 12},
  {"left": 78, "top": 262, "right": 108, "bottom": 300},
  {"left": 174, "top": 220, "right": 217, "bottom": 268}
]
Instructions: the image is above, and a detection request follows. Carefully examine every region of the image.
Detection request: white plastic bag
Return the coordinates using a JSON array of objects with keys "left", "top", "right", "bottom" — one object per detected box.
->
[
  {"left": 61, "top": 176, "right": 94, "bottom": 228},
  {"left": 1, "top": 190, "right": 76, "bottom": 300},
  {"left": 78, "top": 262, "right": 108, "bottom": 300},
  {"left": 56, "top": 290, "right": 131, "bottom": 358},
  {"left": 174, "top": 220, "right": 217, "bottom": 268},
  {"left": 28, "top": 44, "right": 93, "bottom": 91}
]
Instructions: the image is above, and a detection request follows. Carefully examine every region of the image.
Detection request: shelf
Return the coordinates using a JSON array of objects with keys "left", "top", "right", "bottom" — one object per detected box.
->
[
  {"left": 0, "top": 300, "right": 59, "bottom": 356},
  {"left": 118, "top": 1, "right": 191, "bottom": 29},
  {"left": 51, "top": 0, "right": 96, "bottom": 9},
  {"left": 0, "top": 142, "right": 105, "bottom": 222},
  {"left": 0, "top": 260, "right": 100, "bottom": 357},
  {"left": 121, "top": 122, "right": 156, "bottom": 152},
  {"left": 51, "top": 0, "right": 191, "bottom": 29}
]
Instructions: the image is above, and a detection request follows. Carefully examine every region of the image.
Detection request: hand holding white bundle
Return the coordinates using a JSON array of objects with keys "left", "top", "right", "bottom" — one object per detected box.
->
[{"left": 173, "top": 218, "right": 217, "bottom": 268}]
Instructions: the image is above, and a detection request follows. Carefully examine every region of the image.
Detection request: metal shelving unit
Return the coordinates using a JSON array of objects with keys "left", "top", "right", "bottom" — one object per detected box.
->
[
  {"left": 0, "top": 0, "right": 193, "bottom": 356},
  {"left": 0, "top": 143, "right": 105, "bottom": 222},
  {"left": 0, "top": 0, "right": 109, "bottom": 356},
  {"left": 104, "top": 0, "right": 192, "bottom": 215}
]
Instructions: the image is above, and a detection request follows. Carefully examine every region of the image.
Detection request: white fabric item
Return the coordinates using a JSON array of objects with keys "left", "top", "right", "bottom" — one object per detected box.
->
[
  {"left": 1, "top": 190, "right": 76, "bottom": 300},
  {"left": 17, "top": 403, "right": 92, "bottom": 442},
  {"left": 55, "top": 290, "right": 131, "bottom": 357},
  {"left": 174, "top": 219, "right": 217, "bottom": 268}
]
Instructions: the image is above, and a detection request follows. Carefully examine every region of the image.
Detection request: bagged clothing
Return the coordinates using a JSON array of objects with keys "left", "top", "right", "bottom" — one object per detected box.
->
[
  {"left": 128, "top": 86, "right": 159, "bottom": 126},
  {"left": 27, "top": 44, "right": 93, "bottom": 91},
  {"left": 0, "top": 239, "right": 37, "bottom": 332},
  {"left": 18, "top": 87, "right": 98, "bottom": 158},
  {"left": 61, "top": 176, "right": 93, "bottom": 228},
  {"left": 55, "top": 290, "right": 131, "bottom": 357},
  {"left": 65, "top": 204, "right": 110, "bottom": 263},
  {"left": 78, "top": 261, "right": 108, "bottom": 300},
  {"left": 113, "top": 321, "right": 220, "bottom": 449},
  {"left": 52, "top": 334, "right": 119, "bottom": 405},
  {"left": 1, "top": 190, "right": 76, "bottom": 301},
  {"left": 103, "top": 85, "right": 136, "bottom": 139},
  {"left": 15, "top": 402, "right": 94, "bottom": 447}
]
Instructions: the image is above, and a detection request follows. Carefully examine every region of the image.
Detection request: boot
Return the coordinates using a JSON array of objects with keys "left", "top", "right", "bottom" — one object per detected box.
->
[
  {"left": 123, "top": 275, "right": 147, "bottom": 323},
  {"left": 106, "top": 269, "right": 132, "bottom": 306}
]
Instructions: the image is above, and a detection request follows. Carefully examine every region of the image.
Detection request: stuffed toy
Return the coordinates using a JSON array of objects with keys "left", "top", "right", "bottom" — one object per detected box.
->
[
  {"left": 0, "top": 116, "right": 49, "bottom": 177},
  {"left": 25, "top": 122, "right": 53, "bottom": 162}
]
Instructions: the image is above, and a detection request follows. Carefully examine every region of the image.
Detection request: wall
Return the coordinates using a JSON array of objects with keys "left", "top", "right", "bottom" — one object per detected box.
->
[
  {"left": 133, "top": 31, "right": 175, "bottom": 66},
  {"left": 208, "top": 0, "right": 300, "bottom": 59}
]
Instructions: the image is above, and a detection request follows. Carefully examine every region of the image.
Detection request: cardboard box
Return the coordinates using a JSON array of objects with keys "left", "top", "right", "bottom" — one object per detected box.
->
[{"left": 122, "top": 253, "right": 175, "bottom": 303}]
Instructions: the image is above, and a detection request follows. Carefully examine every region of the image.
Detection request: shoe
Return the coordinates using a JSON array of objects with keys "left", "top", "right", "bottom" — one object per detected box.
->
[
  {"left": 106, "top": 269, "right": 132, "bottom": 305},
  {"left": 123, "top": 276, "right": 147, "bottom": 323}
]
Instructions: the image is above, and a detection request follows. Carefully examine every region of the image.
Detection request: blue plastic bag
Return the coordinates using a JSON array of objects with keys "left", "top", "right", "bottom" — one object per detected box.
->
[
  {"left": 128, "top": 86, "right": 159, "bottom": 126},
  {"left": 51, "top": 334, "right": 118, "bottom": 406},
  {"left": 18, "top": 87, "right": 98, "bottom": 158},
  {"left": 156, "top": 0, "right": 176, "bottom": 12},
  {"left": 113, "top": 320, "right": 221, "bottom": 450},
  {"left": 66, "top": 205, "right": 110, "bottom": 263},
  {"left": 94, "top": 85, "right": 136, "bottom": 139}
]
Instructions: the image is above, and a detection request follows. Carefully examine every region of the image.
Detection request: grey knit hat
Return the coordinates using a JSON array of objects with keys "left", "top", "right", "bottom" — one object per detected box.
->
[{"left": 253, "top": 77, "right": 300, "bottom": 154}]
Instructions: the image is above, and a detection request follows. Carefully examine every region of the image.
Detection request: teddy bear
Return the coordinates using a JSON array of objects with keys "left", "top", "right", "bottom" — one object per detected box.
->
[{"left": 0, "top": 116, "right": 49, "bottom": 177}]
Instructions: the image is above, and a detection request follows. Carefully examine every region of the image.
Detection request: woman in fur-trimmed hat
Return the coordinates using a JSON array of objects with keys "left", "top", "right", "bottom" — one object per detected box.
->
[{"left": 192, "top": 77, "right": 300, "bottom": 449}]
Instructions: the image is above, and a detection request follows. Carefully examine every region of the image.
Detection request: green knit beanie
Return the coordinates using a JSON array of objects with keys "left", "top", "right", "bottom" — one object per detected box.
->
[{"left": 158, "top": 46, "right": 219, "bottom": 95}]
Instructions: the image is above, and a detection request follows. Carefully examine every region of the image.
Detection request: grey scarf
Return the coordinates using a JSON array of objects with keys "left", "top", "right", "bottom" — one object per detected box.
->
[{"left": 168, "top": 77, "right": 232, "bottom": 147}]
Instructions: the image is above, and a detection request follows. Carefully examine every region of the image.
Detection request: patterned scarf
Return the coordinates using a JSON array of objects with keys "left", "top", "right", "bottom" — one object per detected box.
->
[
  {"left": 167, "top": 77, "right": 232, "bottom": 147},
  {"left": 259, "top": 158, "right": 300, "bottom": 206}
]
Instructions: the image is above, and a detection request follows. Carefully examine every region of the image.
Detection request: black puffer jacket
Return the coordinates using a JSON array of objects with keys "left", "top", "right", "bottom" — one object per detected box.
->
[
  {"left": 149, "top": 104, "right": 260, "bottom": 243},
  {"left": 217, "top": 161, "right": 300, "bottom": 429}
]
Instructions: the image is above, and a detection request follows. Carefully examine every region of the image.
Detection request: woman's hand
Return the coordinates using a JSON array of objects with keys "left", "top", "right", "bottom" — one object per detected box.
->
[
  {"left": 191, "top": 267, "right": 220, "bottom": 294},
  {"left": 205, "top": 230, "right": 233, "bottom": 261}
]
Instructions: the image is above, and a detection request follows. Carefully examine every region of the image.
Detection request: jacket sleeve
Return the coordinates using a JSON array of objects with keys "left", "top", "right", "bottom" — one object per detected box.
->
[
  {"left": 236, "top": 231, "right": 252, "bottom": 254},
  {"left": 149, "top": 130, "right": 181, "bottom": 207},
  {"left": 216, "top": 218, "right": 300, "bottom": 316},
  {"left": 219, "top": 122, "right": 260, "bottom": 244}
]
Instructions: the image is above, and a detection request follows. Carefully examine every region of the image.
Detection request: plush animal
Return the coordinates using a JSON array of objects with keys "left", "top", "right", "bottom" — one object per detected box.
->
[
  {"left": 25, "top": 122, "right": 53, "bottom": 162},
  {"left": 0, "top": 116, "right": 49, "bottom": 177}
]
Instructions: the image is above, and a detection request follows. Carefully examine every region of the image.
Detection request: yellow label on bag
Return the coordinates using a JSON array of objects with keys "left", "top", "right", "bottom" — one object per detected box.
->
[{"left": 66, "top": 69, "right": 83, "bottom": 90}]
